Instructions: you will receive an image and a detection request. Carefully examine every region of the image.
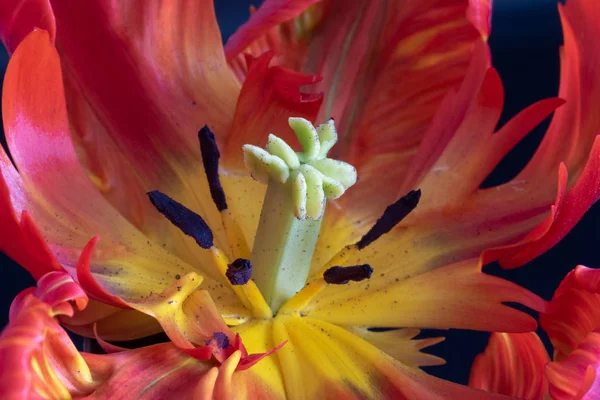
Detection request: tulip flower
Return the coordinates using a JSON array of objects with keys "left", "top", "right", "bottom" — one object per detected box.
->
[{"left": 0, "top": 0, "right": 598, "bottom": 398}]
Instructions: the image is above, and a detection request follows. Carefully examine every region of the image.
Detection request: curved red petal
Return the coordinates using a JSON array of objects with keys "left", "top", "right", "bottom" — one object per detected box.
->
[
  {"left": 222, "top": 51, "right": 323, "bottom": 171},
  {"left": 541, "top": 265, "right": 600, "bottom": 361},
  {"left": 75, "top": 236, "right": 131, "bottom": 309},
  {"left": 546, "top": 331, "right": 600, "bottom": 400},
  {"left": 469, "top": 332, "right": 549, "bottom": 399},
  {"left": 496, "top": 137, "right": 600, "bottom": 268},
  {"left": 225, "top": 0, "right": 322, "bottom": 62},
  {"left": 0, "top": 274, "right": 95, "bottom": 398},
  {"left": 0, "top": 0, "right": 55, "bottom": 53},
  {"left": 34, "top": 270, "right": 88, "bottom": 315},
  {"left": 0, "top": 167, "right": 64, "bottom": 279}
]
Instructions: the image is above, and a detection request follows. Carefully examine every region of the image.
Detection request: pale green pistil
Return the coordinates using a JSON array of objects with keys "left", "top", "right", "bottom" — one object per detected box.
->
[{"left": 243, "top": 118, "right": 357, "bottom": 312}]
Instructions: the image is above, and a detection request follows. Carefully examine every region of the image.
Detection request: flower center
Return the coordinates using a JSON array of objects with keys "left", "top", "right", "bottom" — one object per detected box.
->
[
  {"left": 148, "top": 119, "right": 421, "bottom": 320},
  {"left": 243, "top": 118, "right": 357, "bottom": 312}
]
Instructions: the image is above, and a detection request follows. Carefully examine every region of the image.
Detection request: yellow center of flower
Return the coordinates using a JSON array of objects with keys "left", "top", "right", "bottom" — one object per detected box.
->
[{"left": 242, "top": 118, "right": 357, "bottom": 312}]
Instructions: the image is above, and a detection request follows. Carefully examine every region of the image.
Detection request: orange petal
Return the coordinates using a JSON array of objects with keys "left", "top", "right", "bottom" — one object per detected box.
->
[
  {"left": 0, "top": 272, "right": 95, "bottom": 398},
  {"left": 488, "top": 138, "right": 600, "bottom": 268},
  {"left": 540, "top": 265, "right": 600, "bottom": 361},
  {"left": 469, "top": 332, "right": 549, "bottom": 399},
  {"left": 477, "top": 0, "right": 600, "bottom": 268},
  {"left": 546, "top": 332, "right": 600, "bottom": 400},
  {"left": 0, "top": 0, "right": 55, "bottom": 53}
]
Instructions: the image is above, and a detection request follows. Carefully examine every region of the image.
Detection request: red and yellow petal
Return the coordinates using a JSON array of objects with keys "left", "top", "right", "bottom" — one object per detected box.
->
[
  {"left": 0, "top": 272, "right": 95, "bottom": 399},
  {"left": 46, "top": 0, "right": 242, "bottom": 264},
  {"left": 469, "top": 332, "right": 549, "bottom": 400},
  {"left": 1, "top": 29, "right": 251, "bottom": 339}
]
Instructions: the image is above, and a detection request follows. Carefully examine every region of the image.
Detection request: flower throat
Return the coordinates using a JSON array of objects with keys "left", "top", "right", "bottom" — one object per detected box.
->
[{"left": 148, "top": 118, "right": 420, "bottom": 315}]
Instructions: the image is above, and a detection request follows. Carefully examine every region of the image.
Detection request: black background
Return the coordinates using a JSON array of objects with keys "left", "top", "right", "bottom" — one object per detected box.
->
[{"left": 1, "top": 0, "right": 595, "bottom": 386}]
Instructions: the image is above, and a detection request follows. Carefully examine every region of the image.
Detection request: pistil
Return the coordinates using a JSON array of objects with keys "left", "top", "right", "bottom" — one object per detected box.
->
[{"left": 243, "top": 118, "right": 356, "bottom": 312}]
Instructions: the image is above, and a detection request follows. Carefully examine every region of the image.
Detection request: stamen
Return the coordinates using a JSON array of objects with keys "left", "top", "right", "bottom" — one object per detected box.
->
[
  {"left": 226, "top": 258, "right": 253, "bottom": 285},
  {"left": 323, "top": 264, "right": 374, "bottom": 284},
  {"left": 356, "top": 189, "right": 421, "bottom": 249},
  {"left": 147, "top": 190, "right": 214, "bottom": 249},
  {"left": 198, "top": 125, "right": 251, "bottom": 259},
  {"left": 198, "top": 126, "right": 227, "bottom": 211}
]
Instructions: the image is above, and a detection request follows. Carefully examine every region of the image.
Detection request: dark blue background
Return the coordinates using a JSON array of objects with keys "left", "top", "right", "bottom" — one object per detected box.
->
[{"left": 1, "top": 0, "right": 594, "bottom": 386}]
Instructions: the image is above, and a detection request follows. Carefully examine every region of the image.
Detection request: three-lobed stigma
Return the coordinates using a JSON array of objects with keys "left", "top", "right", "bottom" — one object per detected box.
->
[{"left": 243, "top": 118, "right": 357, "bottom": 220}]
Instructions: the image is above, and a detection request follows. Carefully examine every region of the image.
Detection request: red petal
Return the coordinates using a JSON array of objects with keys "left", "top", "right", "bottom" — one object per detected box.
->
[
  {"left": 76, "top": 236, "right": 131, "bottom": 309},
  {"left": 0, "top": 167, "right": 64, "bottom": 279},
  {"left": 225, "top": 0, "right": 322, "bottom": 63},
  {"left": 222, "top": 51, "right": 323, "bottom": 171},
  {"left": 494, "top": 137, "right": 600, "bottom": 268},
  {"left": 0, "top": 274, "right": 95, "bottom": 398},
  {"left": 469, "top": 332, "right": 549, "bottom": 399},
  {"left": 541, "top": 265, "right": 600, "bottom": 360},
  {"left": 34, "top": 270, "right": 88, "bottom": 315},
  {"left": 0, "top": 0, "right": 55, "bottom": 53},
  {"left": 546, "top": 332, "right": 600, "bottom": 400}
]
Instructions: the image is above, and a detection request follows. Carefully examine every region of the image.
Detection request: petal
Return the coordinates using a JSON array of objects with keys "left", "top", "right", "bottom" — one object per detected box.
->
[
  {"left": 83, "top": 345, "right": 282, "bottom": 400},
  {"left": 227, "top": 0, "right": 488, "bottom": 219},
  {"left": 0, "top": 0, "right": 55, "bottom": 53},
  {"left": 546, "top": 331, "right": 600, "bottom": 400},
  {"left": 347, "top": 327, "right": 445, "bottom": 368},
  {"left": 1, "top": 30, "right": 250, "bottom": 339},
  {"left": 0, "top": 0, "right": 241, "bottom": 271},
  {"left": 294, "top": 257, "right": 544, "bottom": 332},
  {"left": 469, "top": 332, "right": 549, "bottom": 400},
  {"left": 540, "top": 265, "right": 600, "bottom": 361},
  {"left": 0, "top": 274, "right": 95, "bottom": 398},
  {"left": 222, "top": 52, "right": 323, "bottom": 172},
  {"left": 47, "top": 0, "right": 242, "bottom": 279},
  {"left": 0, "top": 273, "right": 276, "bottom": 399},
  {"left": 0, "top": 164, "right": 63, "bottom": 280},
  {"left": 271, "top": 315, "right": 510, "bottom": 399},
  {"left": 478, "top": 0, "right": 600, "bottom": 268}
]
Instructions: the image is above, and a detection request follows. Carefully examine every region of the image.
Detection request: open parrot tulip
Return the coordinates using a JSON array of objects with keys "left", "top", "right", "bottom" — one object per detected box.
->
[{"left": 0, "top": 0, "right": 600, "bottom": 398}]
